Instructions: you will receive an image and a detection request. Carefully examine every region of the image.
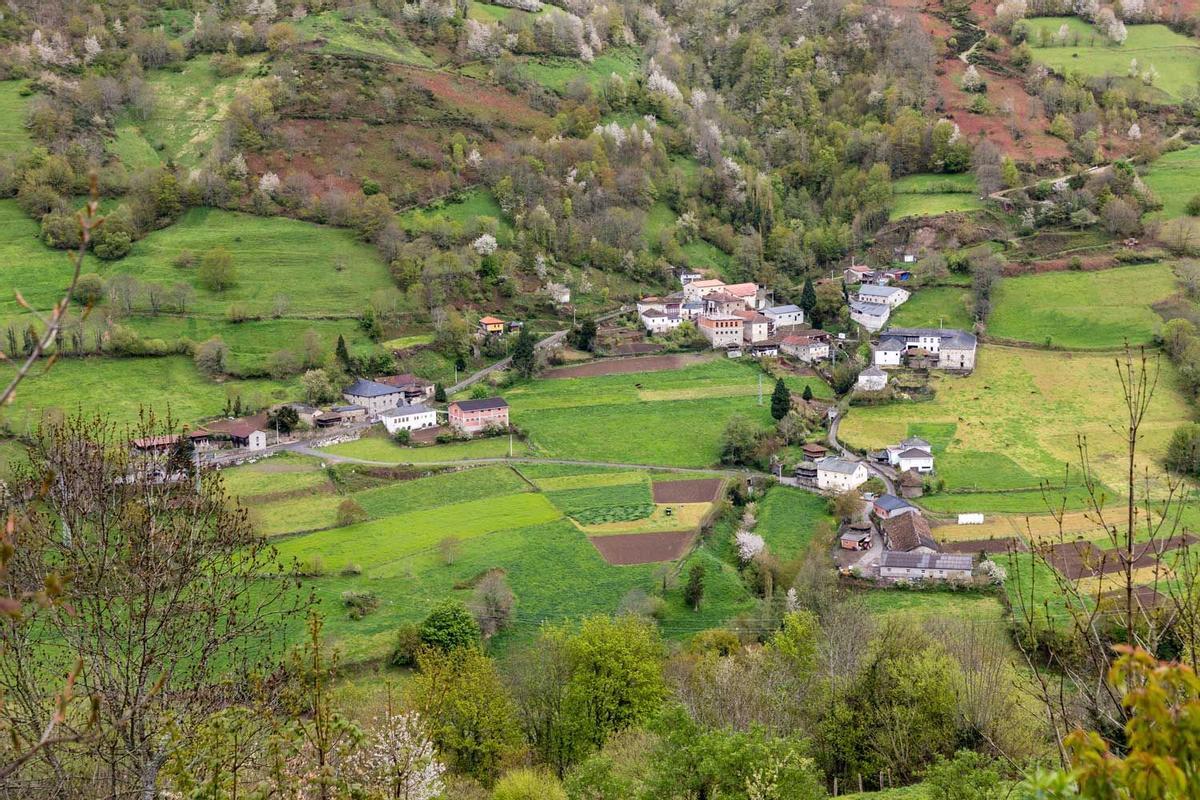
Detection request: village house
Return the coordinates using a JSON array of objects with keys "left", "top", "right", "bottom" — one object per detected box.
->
[
  {"left": 882, "top": 269, "right": 912, "bottom": 283},
  {"left": 683, "top": 278, "right": 726, "bottom": 303},
  {"left": 733, "top": 310, "right": 771, "bottom": 343},
  {"left": 130, "top": 431, "right": 212, "bottom": 455},
  {"left": 850, "top": 301, "right": 891, "bottom": 332},
  {"left": 681, "top": 301, "right": 704, "bottom": 320},
  {"left": 856, "top": 365, "right": 888, "bottom": 392},
  {"left": 342, "top": 379, "right": 406, "bottom": 419},
  {"left": 899, "top": 469, "right": 925, "bottom": 499},
  {"left": 872, "top": 493, "right": 918, "bottom": 520},
  {"left": 637, "top": 296, "right": 666, "bottom": 315},
  {"left": 886, "top": 436, "right": 935, "bottom": 473},
  {"left": 676, "top": 267, "right": 703, "bottom": 285},
  {"left": 723, "top": 282, "right": 761, "bottom": 309},
  {"left": 286, "top": 403, "right": 321, "bottom": 427},
  {"left": 873, "top": 328, "right": 977, "bottom": 371},
  {"left": 478, "top": 316, "right": 506, "bottom": 336},
  {"left": 801, "top": 442, "right": 829, "bottom": 460},
  {"left": 855, "top": 284, "right": 910, "bottom": 308},
  {"left": 880, "top": 512, "right": 938, "bottom": 553},
  {"left": 839, "top": 521, "right": 874, "bottom": 551},
  {"left": 794, "top": 460, "right": 818, "bottom": 481},
  {"left": 330, "top": 405, "right": 367, "bottom": 424},
  {"left": 780, "top": 333, "right": 830, "bottom": 363},
  {"left": 641, "top": 309, "right": 683, "bottom": 334},
  {"left": 704, "top": 291, "right": 745, "bottom": 317},
  {"left": 748, "top": 341, "right": 780, "bottom": 357},
  {"left": 843, "top": 264, "right": 874, "bottom": 284},
  {"left": 697, "top": 315, "right": 745, "bottom": 348},
  {"left": 816, "top": 456, "right": 869, "bottom": 492},
  {"left": 219, "top": 420, "right": 268, "bottom": 450},
  {"left": 376, "top": 373, "right": 435, "bottom": 404},
  {"left": 381, "top": 404, "right": 438, "bottom": 435},
  {"left": 879, "top": 551, "right": 974, "bottom": 581},
  {"left": 763, "top": 304, "right": 804, "bottom": 330},
  {"left": 448, "top": 397, "right": 510, "bottom": 434}
]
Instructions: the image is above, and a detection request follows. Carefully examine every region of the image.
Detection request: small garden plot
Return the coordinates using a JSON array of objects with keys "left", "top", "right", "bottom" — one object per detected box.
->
[
  {"left": 532, "top": 470, "right": 646, "bottom": 491},
  {"left": 589, "top": 531, "right": 695, "bottom": 565},
  {"left": 941, "top": 537, "right": 1025, "bottom": 555},
  {"left": 1143, "top": 146, "right": 1200, "bottom": 218},
  {"left": 581, "top": 503, "right": 713, "bottom": 535},
  {"left": 1025, "top": 17, "right": 1200, "bottom": 102},
  {"left": 651, "top": 478, "right": 725, "bottom": 504},
  {"left": 754, "top": 487, "right": 831, "bottom": 561},
  {"left": 546, "top": 480, "right": 655, "bottom": 525}
]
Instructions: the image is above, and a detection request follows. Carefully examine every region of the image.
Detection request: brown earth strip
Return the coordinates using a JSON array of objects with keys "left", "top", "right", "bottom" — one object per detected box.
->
[
  {"left": 651, "top": 478, "right": 724, "bottom": 503},
  {"left": 543, "top": 354, "right": 707, "bottom": 379},
  {"left": 1045, "top": 541, "right": 1105, "bottom": 580},
  {"left": 942, "top": 536, "right": 1026, "bottom": 555},
  {"left": 589, "top": 531, "right": 695, "bottom": 565},
  {"left": 1094, "top": 533, "right": 1198, "bottom": 575}
]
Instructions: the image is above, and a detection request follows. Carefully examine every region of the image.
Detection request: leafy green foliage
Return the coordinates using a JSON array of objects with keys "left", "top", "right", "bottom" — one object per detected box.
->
[{"left": 418, "top": 600, "right": 480, "bottom": 652}]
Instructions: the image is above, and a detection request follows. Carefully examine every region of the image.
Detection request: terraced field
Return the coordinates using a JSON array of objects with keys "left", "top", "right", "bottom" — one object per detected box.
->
[
  {"left": 1143, "top": 145, "right": 1200, "bottom": 218},
  {"left": 890, "top": 173, "right": 982, "bottom": 221}
]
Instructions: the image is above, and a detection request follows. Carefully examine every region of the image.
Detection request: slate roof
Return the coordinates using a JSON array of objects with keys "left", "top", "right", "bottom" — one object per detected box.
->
[
  {"left": 896, "top": 448, "right": 935, "bottom": 460},
  {"left": 881, "top": 551, "right": 974, "bottom": 571},
  {"left": 860, "top": 365, "right": 886, "bottom": 378},
  {"left": 876, "top": 337, "right": 905, "bottom": 352},
  {"left": 849, "top": 301, "right": 890, "bottom": 317},
  {"left": 452, "top": 397, "right": 509, "bottom": 412},
  {"left": 874, "top": 494, "right": 915, "bottom": 513},
  {"left": 818, "top": 456, "right": 863, "bottom": 475},
  {"left": 344, "top": 379, "right": 404, "bottom": 399},
  {"left": 882, "top": 513, "right": 939, "bottom": 552},
  {"left": 901, "top": 436, "right": 931, "bottom": 449},
  {"left": 765, "top": 304, "right": 802, "bottom": 315},
  {"left": 857, "top": 284, "right": 906, "bottom": 298},
  {"left": 884, "top": 327, "right": 977, "bottom": 349}
]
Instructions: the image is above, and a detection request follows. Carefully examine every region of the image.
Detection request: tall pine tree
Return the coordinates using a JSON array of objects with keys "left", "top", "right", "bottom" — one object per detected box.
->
[
  {"left": 771, "top": 378, "right": 791, "bottom": 421},
  {"left": 335, "top": 334, "right": 351, "bottom": 370},
  {"left": 800, "top": 278, "right": 817, "bottom": 320},
  {"left": 511, "top": 328, "right": 537, "bottom": 379}
]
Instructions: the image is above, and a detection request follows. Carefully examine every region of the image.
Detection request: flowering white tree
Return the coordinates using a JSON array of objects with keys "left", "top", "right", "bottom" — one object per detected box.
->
[
  {"left": 82, "top": 35, "right": 102, "bottom": 64},
  {"left": 647, "top": 66, "right": 683, "bottom": 101},
  {"left": 961, "top": 64, "right": 985, "bottom": 93},
  {"left": 258, "top": 171, "right": 281, "bottom": 195},
  {"left": 978, "top": 559, "right": 1007, "bottom": 585},
  {"left": 226, "top": 152, "right": 249, "bottom": 180},
  {"left": 735, "top": 530, "right": 765, "bottom": 563},
  {"left": 352, "top": 712, "right": 445, "bottom": 800},
  {"left": 466, "top": 148, "right": 483, "bottom": 168},
  {"left": 1074, "top": 0, "right": 1099, "bottom": 20},
  {"left": 472, "top": 233, "right": 498, "bottom": 256},
  {"left": 1127, "top": 122, "right": 1142, "bottom": 140}
]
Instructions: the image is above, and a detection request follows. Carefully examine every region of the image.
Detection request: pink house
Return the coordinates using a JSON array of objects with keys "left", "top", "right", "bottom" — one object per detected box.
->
[{"left": 448, "top": 397, "right": 510, "bottom": 433}]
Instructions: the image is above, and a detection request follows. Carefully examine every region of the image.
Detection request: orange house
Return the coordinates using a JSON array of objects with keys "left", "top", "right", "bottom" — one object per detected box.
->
[{"left": 479, "top": 316, "right": 505, "bottom": 335}]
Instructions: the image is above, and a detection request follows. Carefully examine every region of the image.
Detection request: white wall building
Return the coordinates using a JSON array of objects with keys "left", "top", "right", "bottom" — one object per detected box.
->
[
  {"left": 879, "top": 551, "right": 974, "bottom": 581},
  {"left": 683, "top": 279, "right": 726, "bottom": 303},
  {"left": 856, "top": 284, "right": 910, "bottom": 307},
  {"left": 877, "top": 327, "right": 978, "bottom": 371},
  {"left": 380, "top": 404, "right": 438, "bottom": 434},
  {"left": 850, "top": 301, "right": 890, "bottom": 332},
  {"left": 641, "top": 309, "right": 683, "bottom": 334},
  {"left": 873, "top": 338, "right": 905, "bottom": 367},
  {"left": 856, "top": 365, "right": 888, "bottom": 391},
  {"left": 764, "top": 304, "right": 804, "bottom": 329},
  {"left": 816, "top": 457, "right": 869, "bottom": 492}
]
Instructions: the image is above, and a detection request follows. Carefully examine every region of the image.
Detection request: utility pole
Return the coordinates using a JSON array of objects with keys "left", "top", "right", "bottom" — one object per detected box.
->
[
  {"left": 509, "top": 432, "right": 513, "bottom": 457},
  {"left": 757, "top": 373, "right": 762, "bottom": 405}
]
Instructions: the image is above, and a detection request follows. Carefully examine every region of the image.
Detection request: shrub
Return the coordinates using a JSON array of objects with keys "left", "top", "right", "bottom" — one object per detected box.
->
[
  {"left": 391, "top": 623, "right": 422, "bottom": 666},
  {"left": 1187, "top": 194, "right": 1200, "bottom": 216},
  {"left": 173, "top": 250, "right": 197, "bottom": 269},
  {"left": 296, "top": 556, "right": 326, "bottom": 576},
  {"left": 341, "top": 590, "right": 380, "bottom": 620},
  {"left": 491, "top": 769, "right": 566, "bottom": 800},
  {"left": 418, "top": 600, "right": 479, "bottom": 652},
  {"left": 198, "top": 246, "right": 236, "bottom": 291},
  {"left": 93, "top": 230, "right": 133, "bottom": 260},
  {"left": 393, "top": 428, "right": 411, "bottom": 445},
  {"left": 335, "top": 498, "right": 369, "bottom": 527},
  {"left": 71, "top": 273, "right": 105, "bottom": 306},
  {"left": 193, "top": 336, "right": 229, "bottom": 377}
]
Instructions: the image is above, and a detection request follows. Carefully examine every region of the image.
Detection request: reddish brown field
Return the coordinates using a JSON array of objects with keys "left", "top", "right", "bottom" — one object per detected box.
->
[
  {"left": 543, "top": 354, "right": 708, "bottom": 379},
  {"left": 589, "top": 531, "right": 695, "bottom": 565},
  {"left": 651, "top": 478, "right": 725, "bottom": 504},
  {"left": 942, "top": 536, "right": 1025, "bottom": 554}
]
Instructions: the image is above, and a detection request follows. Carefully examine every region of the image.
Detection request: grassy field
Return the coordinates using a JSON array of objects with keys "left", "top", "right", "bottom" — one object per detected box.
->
[
  {"left": 988, "top": 263, "right": 1177, "bottom": 348},
  {"left": 294, "top": 10, "right": 433, "bottom": 65},
  {"left": 839, "top": 346, "right": 1188, "bottom": 496},
  {"left": 754, "top": 487, "right": 830, "bottom": 561},
  {"left": 1025, "top": 17, "right": 1200, "bottom": 102},
  {"left": 1144, "top": 146, "right": 1200, "bottom": 219},
  {"left": 114, "top": 55, "right": 266, "bottom": 168},
  {"left": 888, "top": 286, "right": 974, "bottom": 330},
  {"left": 890, "top": 173, "right": 981, "bottom": 221},
  {"left": 0, "top": 356, "right": 292, "bottom": 431},
  {"left": 519, "top": 48, "right": 641, "bottom": 93},
  {"left": 321, "top": 433, "right": 530, "bottom": 463},
  {"left": 398, "top": 189, "right": 511, "bottom": 241},
  {"left": 506, "top": 359, "right": 832, "bottom": 468},
  {"left": 0, "top": 82, "right": 31, "bottom": 151}
]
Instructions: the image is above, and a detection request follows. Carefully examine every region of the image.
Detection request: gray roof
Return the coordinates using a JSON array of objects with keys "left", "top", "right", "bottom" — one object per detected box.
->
[
  {"left": 901, "top": 436, "right": 931, "bottom": 448},
  {"left": 381, "top": 404, "right": 435, "bottom": 418},
  {"left": 453, "top": 397, "right": 508, "bottom": 412},
  {"left": 885, "top": 327, "right": 977, "bottom": 349},
  {"left": 881, "top": 551, "right": 974, "bottom": 571},
  {"left": 857, "top": 284, "right": 906, "bottom": 298},
  {"left": 860, "top": 365, "right": 886, "bottom": 377},
  {"left": 332, "top": 404, "right": 366, "bottom": 412},
  {"left": 875, "top": 494, "right": 914, "bottom": 513},
  {"left": 896, "top": 448, "right": 935, "bottom": 460},
  {"left": 818, "top": 456, "right": 863, "bottom": 475},
  {"left": 876, "top": 337, "right": 905, "bottom": 352},
  {"left": 765, "top": 304, "right": 802, "bottom": 315},
  {"left": 344, "top": 379, "right": 403, "bottom": 399},
  {"left": 849, "top": 301, "right": 890, "bottom": 318}
]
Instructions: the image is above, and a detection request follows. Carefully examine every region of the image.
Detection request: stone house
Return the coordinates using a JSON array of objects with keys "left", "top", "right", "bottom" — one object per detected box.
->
[
  {"left": 698, "top": 315, "right": 745, "bottom": 348},
  {"left": 880, "top": 512, "right": 938, "bottom": 553},
  {"left": 856, "top": 365, "right": 888, "bottom": 391},
  {"left": 816, "top": 457, "right": 869, "bottom": 492},
  {"left": 342, "top": 379, "right": 406, "bottom": 419},
  {"left": 879, "top": 551, "right": 974, "bottom": 581},
  {"left": 855, "top": 284, "right": 910, "bottom": 307},
  {"left": 850, "top": 301, "right": 891, "bottom": 332},
  {"left": 780, "top": 334, "right": 830, "bottom": 362}
]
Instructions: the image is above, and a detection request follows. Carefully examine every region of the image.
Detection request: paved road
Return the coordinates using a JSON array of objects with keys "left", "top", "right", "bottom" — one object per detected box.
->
[{"left": 826, "top": 410, "right": 895, "bottom": 495}]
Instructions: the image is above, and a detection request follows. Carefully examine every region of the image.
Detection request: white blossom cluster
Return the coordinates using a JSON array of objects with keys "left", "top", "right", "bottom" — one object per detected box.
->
[
  {"left": 472, "top": 233, "right": 498, "bottom": 256},
  {"left": 647, "top": 65, "right": 683, "bottom": 101},
  {"left": 978, "top": 559, "right": 1007, "bottom": 585},
  {"left": 258, "top": 171, "right": 281, "bottom": 195},
  {"left": 493, "top": 0, "right": 543, "bottom": 10},
  {"left": 350, "top": 713, "right": 445, "bottom": 800},
  {"left": 735, "top": 530, "right": 765, "bottom": 562}
]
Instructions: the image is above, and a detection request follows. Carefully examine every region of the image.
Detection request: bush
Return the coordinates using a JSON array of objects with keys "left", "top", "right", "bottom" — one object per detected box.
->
[
  {"left": 198, "top": 246, "right": 236, "bottom": 291},
  {"left": 393, "top": 428, "right": 411, "bottom": 445},
  {"left": 341, "top": 590, "right": 380, "bottom": 620},
  {"left": 418, "top": 600, "right": 479, "bottom": 652},
  {"left": 71, "top": 273, "right": 105, "bottom": 306},
  {"left": 1188, "top": 195, "right": 1200, "bottom": 216},
  {"left": 335, "top": 498, "right": 369, "bottom": 527},
  {"left": 93, "top": 230, "right": 133, "bottom": 260},
  {"left": 492, "top": 769, "right": 566, "bottom": 800},
  {"left": 296, "top": 556, "right": 326, "bottom": 576},
  {"left": 193, "top": 336, "right": 229, "bottom": 377},
  {"left": 391, "top": 623, "right": 422, "bottom": 666}
]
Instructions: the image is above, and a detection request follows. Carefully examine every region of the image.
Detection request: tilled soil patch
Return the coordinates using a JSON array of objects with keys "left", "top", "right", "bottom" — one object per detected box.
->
[
  {"left": 589, "top": 531, "right": 694, "bottom": 565},
  {"left": 942, "top": 537, "right": 1025, "bottom": 555},
  {"left": 651, "top": 478, "right": 724, "bottom": 504}
]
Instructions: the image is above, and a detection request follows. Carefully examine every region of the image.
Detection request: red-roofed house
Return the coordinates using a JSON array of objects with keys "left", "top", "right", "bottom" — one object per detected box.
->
[
  {"left": 478, "top": 316, "right": 505, "bottom": 335},
  {"left": 698, "top": 315, "right": 744, "bottom": 348},
  {"left": 723, "top": 282, "right": 760, "bottom": 309},
  {"left": 780, "top": 334, "right": 830, "bottom": 363}
]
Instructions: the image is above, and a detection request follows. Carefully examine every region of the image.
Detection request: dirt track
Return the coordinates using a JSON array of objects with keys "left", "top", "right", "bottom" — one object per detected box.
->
[{"left": 589, "top": 531, "right": 695, "bottom": 565}]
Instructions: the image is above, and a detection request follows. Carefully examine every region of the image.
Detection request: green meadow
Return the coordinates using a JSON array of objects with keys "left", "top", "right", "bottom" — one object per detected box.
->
[
  {"left": 322, "top": 433, "right": 530, "bottom": 463},
  {"left": 1144, "top": 145, "right": 1200, "bottom": 218},
  {"left": 1025, "top": 17, "right": 1200, "bottom": 102},
  {"left": 0, "top": 81, "right": 32, "bottom": 150},
  {"left": 987, "top": 263, "right": 1177, "bottom": 348},
  {"left": 519, "top": 48, "right": 641, "bottom": 93},
  {"left": 888, "top": 286, "right": 974, "bottom": 330},
  {"left": 294, "top": 10, "right": 433, "bottom": 65},
  {"left": 754, "top": 486, "right": 831, "bottom": 561},
  {"left": 890, "top": 173, "right": 982, "bottom": 221}
]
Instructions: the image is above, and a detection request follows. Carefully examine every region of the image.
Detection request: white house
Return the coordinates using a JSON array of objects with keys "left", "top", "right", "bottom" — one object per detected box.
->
[
  {"left": 342, "top": 379, "right": 405, "bottom": 419},
  {"left": 856, "top": 365, "right": 888, "bottom": 391},
  {"left": 816, "top": 457, "right": 869, "bottom": 492},
  {"left": 855, "top": 284, "right": 910, "bottom": 307},
  {"left": 677, "top": 267, "right": 703, "bottom": 285},
  {"left": 873, "top": 337, "right": 905, "bottom": 367},
  {"left": 637, "top": 296, "right": 666, "bottom": 315},
  {"left": 878, "top": 327, "right": 978, "bottom": 371},
  {"left": 683, "top": 279, "right": 726, "bottom": 303},
  {"left": 850, "top": 301, "right": 891, "bottom": 332},
  {"left": 641, "top": 309, "right": 683, "bottom": 334},
  {"left": 879, "top": 551, "right": 974, "bottom": 581},
  {"left": 886, "top": 436, "right": 935, "bottom": 473},
  {"left": 734, "top": 310, "right": 771, "bottom": 343},
  {"left": 381, "top": 404, "right": 438, "bottom": 434},
  {"left": 698, "top": 315, "right": 744, "bottom": 348},
  {"left": 780, "top": 334, "right": 830, "bottom": 363},
  {"left": 764, "top": 304, "right": 804, "bottom": 329}
]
